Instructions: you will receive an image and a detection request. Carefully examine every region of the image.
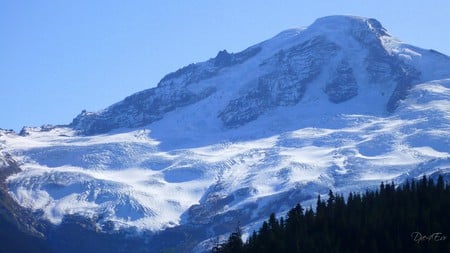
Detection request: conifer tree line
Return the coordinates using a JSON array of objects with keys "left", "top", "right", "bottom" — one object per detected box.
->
[{"left": 213, "top": 175, "right": 450, "bottom": 253}]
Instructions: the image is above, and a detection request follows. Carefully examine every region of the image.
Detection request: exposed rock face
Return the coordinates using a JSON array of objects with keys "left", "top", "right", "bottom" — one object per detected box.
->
[
  {"left": 347, "top": 17, "right": 422, "bottom": 111},
  {"left": 0, "top": 152, "right": 50, "bottom": 253},
  {"left": 70, "top": 47, "right": 261, "bottom": 135},
  {"left": 219, "top": 36, "right": 340, "bottom": 128},
  {"left": 157, "top": 46, "right": 261, "bottom": 87},
  {"left": 71, "top": 85, "right": 216, "bottom": 135},
  {"left": 325, "top": 60, "right": 358, "bottom": 103},
  {"left": 386, "top": 64, "right": 421, "bottom": 112}
]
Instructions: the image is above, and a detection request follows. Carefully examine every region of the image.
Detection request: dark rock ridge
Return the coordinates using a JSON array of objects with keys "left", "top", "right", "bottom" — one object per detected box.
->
[
  {"left": 350, "top": 19, "right": 421, "bottom": 112},
  {"left": 325, "top": 60, "right": 358, "bottom": 103},
  {"left": 0, "top": 152, "right": 50, "bottom": 253},
  {"left": 219, "top": 36, "right": 340, "bottom": 128},
  {"left": 70, "top": 85, "right": 216, "bottom": 135},
  {"left": 157, "top": 46, "right": 262, "bottom": 87},
  {"left": 70, "top": 46, "right": 261, "bottom": 135}
]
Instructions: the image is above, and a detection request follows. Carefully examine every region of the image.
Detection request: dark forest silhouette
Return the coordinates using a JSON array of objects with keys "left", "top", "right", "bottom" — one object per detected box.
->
[{"left": 214, "top": 175, "right": 450, "bottom": 253}]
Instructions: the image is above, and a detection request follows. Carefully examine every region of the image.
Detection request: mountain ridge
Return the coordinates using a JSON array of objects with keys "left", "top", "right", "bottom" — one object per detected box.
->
[{"left": 68, "top": 15, "right": 446, "bottom": 136}]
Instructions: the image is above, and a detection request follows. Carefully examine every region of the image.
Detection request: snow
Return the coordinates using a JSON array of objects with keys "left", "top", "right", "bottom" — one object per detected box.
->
[{"left": 4, "top": 87, "right": 449, "bottom": 230}]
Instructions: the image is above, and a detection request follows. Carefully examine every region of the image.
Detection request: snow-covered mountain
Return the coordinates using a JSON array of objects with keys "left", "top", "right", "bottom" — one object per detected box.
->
[{"left": 1, "top": 15, "right": 450, "bottom": 252}]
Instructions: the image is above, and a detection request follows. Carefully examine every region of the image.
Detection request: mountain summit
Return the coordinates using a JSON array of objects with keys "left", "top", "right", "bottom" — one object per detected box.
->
[
  {"left": 2, "top": 16, "right": 450, "bottom": 252},
  {"left": 69, "top": 15, "right": 450, "bottom": 136}
]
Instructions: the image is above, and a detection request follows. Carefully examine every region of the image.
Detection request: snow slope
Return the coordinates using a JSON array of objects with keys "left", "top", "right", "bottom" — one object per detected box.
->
[{"left": 1, "top": 15, "right": 450, "bottom": 251}]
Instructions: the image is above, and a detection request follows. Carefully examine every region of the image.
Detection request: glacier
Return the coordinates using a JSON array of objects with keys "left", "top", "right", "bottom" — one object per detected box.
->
[{"left": 1, "top": 15, "right": 450, "bottom": 252}]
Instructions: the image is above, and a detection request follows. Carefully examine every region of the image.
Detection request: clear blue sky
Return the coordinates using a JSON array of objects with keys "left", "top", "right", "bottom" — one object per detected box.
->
[{"left": 1, "top": 0, "right": 449, "bottom": 131}]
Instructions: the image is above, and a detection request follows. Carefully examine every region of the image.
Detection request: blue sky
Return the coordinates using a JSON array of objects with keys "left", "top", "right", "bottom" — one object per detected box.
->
[{"left": 1, "top": 0, "right": 449, "bottom": 131}]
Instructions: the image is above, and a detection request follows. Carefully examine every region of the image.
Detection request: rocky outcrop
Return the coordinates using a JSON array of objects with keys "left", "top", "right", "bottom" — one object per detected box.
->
[
  {"left": 386, "top": 64, "right": 421, "bottom": 112},
  {"left": 70, "top": 46, "right": 261, "bottom": 135},
  {"left": 219, "top": 36, "right": 340, "bottom": 128},
  {"left": 157, "top": 46, "right": 261, "bottom": 87},
  {"left": 71, "top": 85, "right": 216, "bottom": 135},
  {"left": 325, "top": 60, "right": 358, "bottom": 103},
  {"left": 349, "top": 18, "right": 421, "bottom": 111},
  {"left": 0, "top": 152, "right": 50, "bottom": 253}
]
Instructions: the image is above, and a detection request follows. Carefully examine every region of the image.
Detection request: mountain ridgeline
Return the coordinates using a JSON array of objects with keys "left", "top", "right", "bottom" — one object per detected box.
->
[{"left": 69, "top": 16, "right": 445, "bottom": 135}]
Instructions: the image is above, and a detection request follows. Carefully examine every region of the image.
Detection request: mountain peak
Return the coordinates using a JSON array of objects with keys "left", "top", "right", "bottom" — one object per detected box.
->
[
  {"left": 308, "top": 15, "right": 388, "bottom": 37},
  {"left": 313, "top": 15, "right": 373, "bottom": 24},
  {"left": 69, "top": 16, "right": 450, "bottom": 135}
]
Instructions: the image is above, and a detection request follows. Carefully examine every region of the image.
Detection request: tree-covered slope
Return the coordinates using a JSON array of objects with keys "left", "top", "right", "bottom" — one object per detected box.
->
[{"left": 216, "top": 175, "right": 450, "bottom": 253}]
